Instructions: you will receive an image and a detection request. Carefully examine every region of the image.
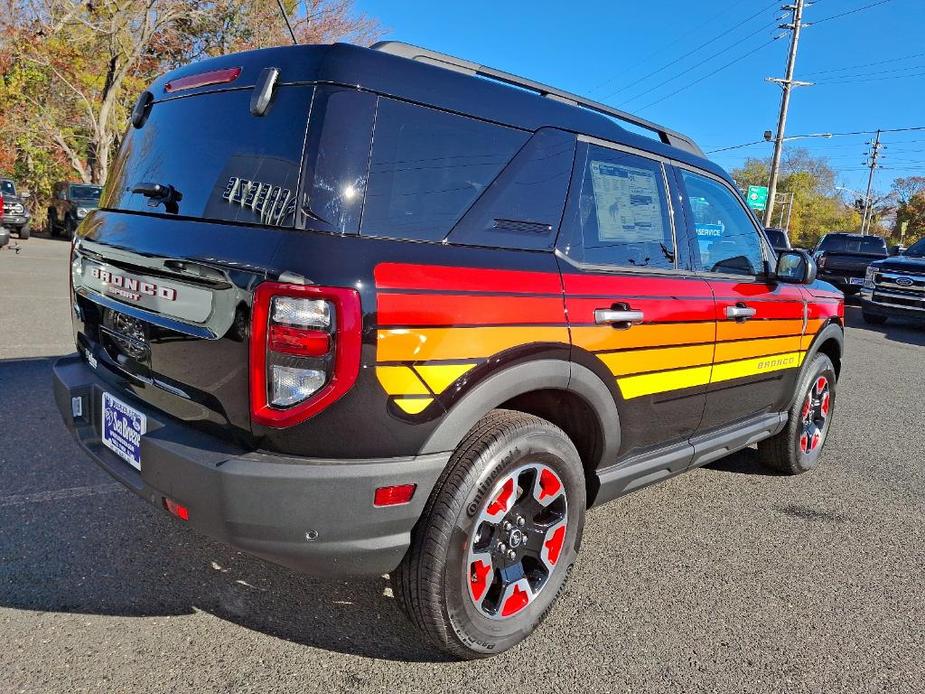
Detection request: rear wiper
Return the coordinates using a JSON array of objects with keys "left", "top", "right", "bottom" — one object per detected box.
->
[{"left": 132, "top": 182, "right": 182, "bottom": 214}]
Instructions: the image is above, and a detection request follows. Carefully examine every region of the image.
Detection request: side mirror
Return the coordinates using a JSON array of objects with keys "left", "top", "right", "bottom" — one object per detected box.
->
[{"left": 776, "top": 249, "right": 817, "bottom": 285}]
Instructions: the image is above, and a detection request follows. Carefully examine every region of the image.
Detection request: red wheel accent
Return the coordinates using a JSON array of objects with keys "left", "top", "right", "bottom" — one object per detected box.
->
[
  {"left": 820, "top": 392, "right": 830, "bottom": 417},
  {"left": 544, "top": 525, "right": 566, "bottom": 566},
  {"left": 469, "top": 559, "right": 492, "bottom": 602},
  {"left": 486, "top": 477, "right": 514, "bottom": 517},
  {"left": 810, "top": 431, "right": 821, "bottom": 451},
  {"left": 538, "top": 467, "right": 562, "bottom": 501},
  {"left": 800, "top": 433, "right": 808, "bottom": 453},
  {"left": 816, "top": 376, "right": 827, "bottom": 392},
  {"left": 500, "top": 584, "right": 530, "bottom": 617},
  {"left": 801, "top": 396, "right": 811, "bottom": 420}
]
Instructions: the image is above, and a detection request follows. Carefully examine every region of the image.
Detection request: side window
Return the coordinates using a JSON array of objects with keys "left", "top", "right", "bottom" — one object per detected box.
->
[
  {"left": 447, "top": 128, "right": 576, "bottom": 250},
  {"left": 360, "top": 98, "right": 529, "bottom": 241},
  {"left": 680, "top": 170, "right": 766, "bottom": 276},
  {"left": 560, "top": 144, "right": 675, "bottom": 270}
]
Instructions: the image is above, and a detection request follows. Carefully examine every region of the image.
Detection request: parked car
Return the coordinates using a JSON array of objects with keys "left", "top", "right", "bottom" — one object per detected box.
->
[
  {"left": 763, "top": 226, "right": 791, "bottom": 254},
  {"left": 46, "top": 181, "right": 102, "bottom": 238},
  {"left": 860, "top": 236, "right": 925, "bottom": 324},
  {"left": 52, "top": 41, "right": 845, "bottom": 659},
  {"left": 813, "top": 232, "right": 889, "bottom": 296},
  {"left": 1, "top": 177, "right": 31, "bottom": 239}
]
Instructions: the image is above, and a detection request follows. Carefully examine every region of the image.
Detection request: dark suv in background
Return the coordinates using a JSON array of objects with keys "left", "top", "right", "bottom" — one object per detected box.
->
[
  {"left": 52, "top": 41, "right": 844, "bottom": 659},
  {"left": 814, "top": 232, "right": 888, "bottom": 296},
  {"left": 47, "top": 181, "right": 102, "bottom": 238},
  {"left": 1, "top": 177, "right": 31, "bottom": 239},
  {"left": 860, "top": 236, "right": 925, "bottom": 324}
]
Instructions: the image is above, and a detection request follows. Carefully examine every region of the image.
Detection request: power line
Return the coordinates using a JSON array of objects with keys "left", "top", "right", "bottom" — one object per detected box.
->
[
  {"left": 622, "top": 19, "right": 782, "bottom": 105},
  {"left": 802, "top": 51, "right": 925, "bottom": 76},
  {"left": 601, "top": 0, "right": 781, "bottom": 99},
  {"left": 809, "top": 0, "right": 895, "bottom": 25},
  {"left": 637, "top": 37, "right": 781, "bottom": 112},
  {"left": 816, "top": 71, "right": 925, "bottom": 85}
]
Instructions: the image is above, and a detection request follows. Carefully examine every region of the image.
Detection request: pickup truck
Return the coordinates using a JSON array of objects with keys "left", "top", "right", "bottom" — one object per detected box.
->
[
  {"left": 814, "top": 232, "right": 888, "bottom": 296},
  {"left": 860, "top": 236, "right": 925, "bottom": 324}
]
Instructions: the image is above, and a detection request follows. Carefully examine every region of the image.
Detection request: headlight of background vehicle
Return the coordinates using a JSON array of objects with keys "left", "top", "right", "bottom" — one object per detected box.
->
[
  {"left": 11, "top": 203, "right": 23, "bottom": 215},
  {"left": 76, "top": 207, "right": 90, "bottom": 219},
  {"left": 864, "top": 265, "right": 876, "bottom": 289}
]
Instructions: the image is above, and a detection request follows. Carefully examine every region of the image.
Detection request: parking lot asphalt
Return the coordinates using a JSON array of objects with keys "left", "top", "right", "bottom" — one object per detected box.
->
[{"left": 1, "top": 235, "right": 923, "bottom": 693}]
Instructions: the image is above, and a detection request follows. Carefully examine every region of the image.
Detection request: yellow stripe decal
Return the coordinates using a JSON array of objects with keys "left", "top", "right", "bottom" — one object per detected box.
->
[
  {"left": 415, "top": 363, "right": 476, "bottom": 394},
  {"left": 393, "top": 397, "right": 432, "bottom": 414},
  {"left": 376, "top": 366, "right": 429, "bottom": 396},
  {"left": 711, "top": 351, "right": 805, "bottom": 384},
  {"left": 617, "top": 365, "right": 713, "bottom": 399}
]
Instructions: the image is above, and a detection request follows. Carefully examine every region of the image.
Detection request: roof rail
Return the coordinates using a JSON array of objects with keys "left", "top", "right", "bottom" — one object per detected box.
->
[{"left": 371, "top": 41, "right": 705, "bottom": 158}]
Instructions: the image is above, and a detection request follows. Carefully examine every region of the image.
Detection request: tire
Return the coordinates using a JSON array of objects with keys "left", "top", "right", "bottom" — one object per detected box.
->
[
  {"left": 17, "top": 225, "right": 30, "bottom": 240},
  {"left": 394, "top": 409, "right": 585, "bottom": 659},
  {"left": 758, "top": 353, "right": 837, "bottom": 475},
  {"left": 46, "top": 209, "right": 59, "bottom": 237},
  {"left": 862, "top": 312, "right": 887, "bottom": 325},
  {"left": 65, "top": 217, "right": 76, "bottom": 239}
]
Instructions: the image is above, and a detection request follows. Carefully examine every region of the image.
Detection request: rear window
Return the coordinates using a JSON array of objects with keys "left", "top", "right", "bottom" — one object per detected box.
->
[
  {"left": 360, "top": 98, "right": 529, "bottom": 241},
  {"left": 104, "top": 86, "right": 313, "bottom": 227},
  {"left": 818, "top": 234, "right": 887, "bottom": 255},
  {"left": 70, "top": 185, "right": 101, "bottom": 201},
  {"left": 0, "top": 180, "right": 15, "bottom": 196}
]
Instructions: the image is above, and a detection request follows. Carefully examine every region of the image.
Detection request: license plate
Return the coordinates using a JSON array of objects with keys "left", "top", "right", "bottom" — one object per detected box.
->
[
  {"left": 849, "top": 277, "right": 865, "bottom": 286},
  {"left": 101, "top": 392, "right": 146, "bottom": 470}
]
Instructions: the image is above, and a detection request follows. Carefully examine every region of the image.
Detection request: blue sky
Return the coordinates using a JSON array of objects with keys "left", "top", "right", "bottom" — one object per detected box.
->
[{"left": 358, "top": 0, "right": 925, "bottom": 196}]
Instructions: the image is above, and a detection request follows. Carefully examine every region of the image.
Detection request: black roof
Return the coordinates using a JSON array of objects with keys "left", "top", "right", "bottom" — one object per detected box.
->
[{"left": 150, "top": 42, "right": 728, "bottom": 180}]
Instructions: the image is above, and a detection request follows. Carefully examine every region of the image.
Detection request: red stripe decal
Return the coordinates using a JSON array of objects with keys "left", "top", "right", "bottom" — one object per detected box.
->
[
  {"left": 714, "top": 300, "right": 805, "bottom": 321},
  {"left": 567, "top": 297, "right": 714, "bottom": 324},
  {"left": 374, "top": 263, "right": 561, "bottom": 294},
  {"left": 378, "top": 293, "right": 565, "bottom": 326},
  {"left": 562, "top": 273, "right": 712, "bottom": 298}
]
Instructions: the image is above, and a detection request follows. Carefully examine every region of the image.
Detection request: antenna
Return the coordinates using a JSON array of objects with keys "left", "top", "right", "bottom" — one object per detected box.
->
[{"left": 276, "top": 0, "right": 298, "bottom": 45}]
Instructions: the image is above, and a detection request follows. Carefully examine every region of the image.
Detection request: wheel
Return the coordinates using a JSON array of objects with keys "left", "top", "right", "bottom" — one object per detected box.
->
[
  {"left": 17, "top": 225, "right": 29, "bottom": 240},
  {"left": 758, "top": 354, "right": 837, "bottom": 475},
  {"left": 862, "top": 312, "right": 887, "bottom": 325},
  {"left": 65, "top": 216, "right": 76, "bottom": 239},
  {"left": 394, "top": 409, "right": 585, "bottom": 659}
]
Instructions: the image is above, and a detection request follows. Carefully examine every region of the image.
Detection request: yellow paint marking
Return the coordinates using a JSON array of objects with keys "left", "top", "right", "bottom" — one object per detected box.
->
[
  {"left": 415, "top": 363, "right": 476, "bottom": 393},
  {"left": 711, "top": 351, "right": 806, "bottom": 384},
  {"left": 617, "top": 365, "right": 713, "bottom": 399},
  {"left": 393, "top": 397, "right": 432, "bottom": 414},
  {"left": 376, "top": 366, "right": 429, "bottom": 396}
]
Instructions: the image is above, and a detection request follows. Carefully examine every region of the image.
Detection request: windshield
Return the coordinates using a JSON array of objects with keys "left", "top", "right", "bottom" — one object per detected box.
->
[
  {"left": 905, "top": 238, "right": 925, "bottom": 257},
  {"left": 817, "top": 234, "right": 887, "bottom": 255},
  {"left": 0, "top": 180, "right": 15, "bottom": 196},
  {"left": 70, "top": 185, "right": 102, "bottom": 201}
]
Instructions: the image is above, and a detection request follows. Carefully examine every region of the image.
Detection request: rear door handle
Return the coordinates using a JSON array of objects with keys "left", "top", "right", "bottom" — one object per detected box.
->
[
  {"left": 725, "top": 305, "right": 757, "bottom": 321},
  {"left": 594, "top": 309, "right": 645, "bottom": 327}
]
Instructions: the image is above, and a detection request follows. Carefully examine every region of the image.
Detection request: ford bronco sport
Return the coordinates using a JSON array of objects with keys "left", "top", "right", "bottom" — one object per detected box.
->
[{"left": 53, "top": 41, "right": 845, "bottom": 658}]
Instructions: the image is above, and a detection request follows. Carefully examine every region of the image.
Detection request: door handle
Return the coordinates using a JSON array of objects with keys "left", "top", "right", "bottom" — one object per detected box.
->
[
  {"left": 594, "top": 308, "right": 645, "bottom": 327},
  {"left": 725, "top": 304, "right": 757, "bottom": 321}
]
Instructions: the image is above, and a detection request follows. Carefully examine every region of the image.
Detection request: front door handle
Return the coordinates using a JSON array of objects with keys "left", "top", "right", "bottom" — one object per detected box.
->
[
  {"left": 594, "top": 308, "right": 645, "bottom": 327},
  {"left": 725, "top": 304, "right": 757, "bottom": 321}
]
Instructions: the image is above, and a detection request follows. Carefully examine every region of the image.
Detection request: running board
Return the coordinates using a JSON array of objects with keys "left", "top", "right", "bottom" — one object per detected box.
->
[{"left": 592, "top": 412, "right": 787, "bottom": 507}]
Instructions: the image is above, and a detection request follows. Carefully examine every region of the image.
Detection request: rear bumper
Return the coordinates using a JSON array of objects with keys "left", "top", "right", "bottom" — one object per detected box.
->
[
  {"left": 52, "top": 354, "right": 449, "bottom": 576},
  {"left": 818, "top": 272, "right": 863, "bottom": 294}
]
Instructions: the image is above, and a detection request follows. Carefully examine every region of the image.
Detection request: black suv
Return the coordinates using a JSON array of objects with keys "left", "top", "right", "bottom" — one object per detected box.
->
[
  {"left": 860, "top": 236, "right": 925, "bottom": 324},
  {"left": 814, "top": 232, "right": 889, "bottom": 296},
  {"left": 47, "top": 181, "right": 102, "bottom": 238},
  {"left": 52, "top": 42, "right": 845, "bottom": 658},
  {"left": 1, "top": 177, "right": 31, "bottom": 239}
]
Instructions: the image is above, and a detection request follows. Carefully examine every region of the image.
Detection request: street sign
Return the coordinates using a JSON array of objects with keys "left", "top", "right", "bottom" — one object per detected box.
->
[{"left": 746, "top": 185, "right": 769, "bottom": 211}]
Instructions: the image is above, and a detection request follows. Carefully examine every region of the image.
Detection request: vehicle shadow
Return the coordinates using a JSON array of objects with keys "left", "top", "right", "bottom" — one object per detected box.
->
[
  {"left": 705, "top": 446, "right": 785, "bottom": 476},
  {"left": 0, "top": 356, "right": 451, "bottom": 663},
  {"left": 844, "top": 305, "right": 925, "bottom": 346}
]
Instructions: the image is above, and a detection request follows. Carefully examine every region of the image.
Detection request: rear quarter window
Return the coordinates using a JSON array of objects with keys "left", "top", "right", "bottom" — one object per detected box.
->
[
  {"left": 104, "top": 86, "right": 313, "bottom": 227},
  {"left": 360, "top": 98, "right": 529, "bottom": 242}
]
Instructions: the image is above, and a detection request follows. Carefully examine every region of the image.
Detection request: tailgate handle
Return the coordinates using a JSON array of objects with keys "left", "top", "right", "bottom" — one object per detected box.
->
[
  {"left": 726, "top": 304, "right": 757, "bottom": 322},
  {"left": 594, "top": 308, "right": 645, "bottom": 328}
]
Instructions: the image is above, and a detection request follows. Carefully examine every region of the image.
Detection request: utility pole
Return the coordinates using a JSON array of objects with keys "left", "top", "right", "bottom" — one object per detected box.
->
[
  {"left": 763, "top": 0, "right": 812, "bottom": 227},
  {"left": 860, "top": 129, "right": 883, "bottom": 235}
]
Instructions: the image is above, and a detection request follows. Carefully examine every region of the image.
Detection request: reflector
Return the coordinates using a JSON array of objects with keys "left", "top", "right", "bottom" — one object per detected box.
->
[{"left": 373, "top": 484, "right": 417, "bottom": 507}]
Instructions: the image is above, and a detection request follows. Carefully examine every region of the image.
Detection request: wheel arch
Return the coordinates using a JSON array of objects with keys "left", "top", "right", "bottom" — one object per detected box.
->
[{"left": 419, "top": 359, "right": 619, "bottom": 506}]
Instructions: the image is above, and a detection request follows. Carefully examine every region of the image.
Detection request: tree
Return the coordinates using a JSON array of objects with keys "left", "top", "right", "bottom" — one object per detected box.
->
[
  {"left": 892, "top": 176, "right": 925, "bottom": 244},
  {"left": 730, "top": 148, "right": 861, "bottom": 248},
  {"left": 0, "top": 0, "right": 382, "bottom": 205}
]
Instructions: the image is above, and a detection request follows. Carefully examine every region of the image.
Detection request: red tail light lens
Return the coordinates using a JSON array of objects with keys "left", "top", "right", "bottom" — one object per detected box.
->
[
  {"left": 250, "top": 282, "right": 361, "bottom": 428},
  {"left": 165, "top": 67, "right": 242, "bottom": 94},
  {"left": 374, "top": 484, "right": 417, "bottom": 507}
]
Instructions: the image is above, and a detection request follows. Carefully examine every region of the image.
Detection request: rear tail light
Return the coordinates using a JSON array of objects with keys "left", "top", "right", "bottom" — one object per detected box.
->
[
  {"left": 164, "top": 66, "right": 241, "bottom": 93},
  {"left": 817, "top": 256, "right": 827, "bottom": 269},
  {"left": 250, "top": 282, "right": 361, "bottom": 428},
  {"left": 163, "top": 497, "right": 190, "bottom": 521}
]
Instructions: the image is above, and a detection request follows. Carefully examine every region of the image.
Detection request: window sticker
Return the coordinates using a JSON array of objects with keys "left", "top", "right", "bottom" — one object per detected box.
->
[{"left": 588, "top": 161, "right": 665, "bottom": 242}]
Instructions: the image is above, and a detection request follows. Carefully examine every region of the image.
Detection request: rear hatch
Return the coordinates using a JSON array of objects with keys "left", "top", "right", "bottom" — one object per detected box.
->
[{"left": 71, "top": 53, "right": 317, "bottom": 442}]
